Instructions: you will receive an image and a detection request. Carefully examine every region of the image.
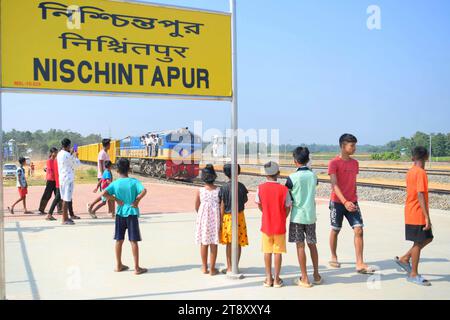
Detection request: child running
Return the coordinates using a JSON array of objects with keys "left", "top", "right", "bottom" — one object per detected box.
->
[
  {"left": 8, "top": 157, "right": 33, "bottom": 215},
  {"left": 194, "top": 164, "right": 221, "bottom": 276},
  {"left": 256, "top": 161, "right": 292, "bottom": 288},
  {"left": 102, "top": 158, "right": 148, "bottom": 275},
  {"left": 286, "top": 147, "right": 322, "bottom": 288},
  {"left": 219, "top": 163, "right": 249, "bottom": 274},
  {"left": 88, "top": 160, "right": 115, "bottom": 219},
  {"left": 395, "top": 146, "right": 434, "bottom": 286}
]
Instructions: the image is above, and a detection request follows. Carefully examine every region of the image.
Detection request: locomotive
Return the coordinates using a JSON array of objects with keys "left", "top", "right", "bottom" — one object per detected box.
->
[{"left": 78, "top": 127, "right": 202, "bottom": 180}]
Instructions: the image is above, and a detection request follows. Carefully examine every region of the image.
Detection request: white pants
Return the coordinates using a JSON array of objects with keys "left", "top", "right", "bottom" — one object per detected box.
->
[{"left": 60, "top": 181, "right": 74, "bottom": 202}]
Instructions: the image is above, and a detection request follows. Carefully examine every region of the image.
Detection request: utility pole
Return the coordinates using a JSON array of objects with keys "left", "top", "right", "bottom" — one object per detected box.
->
[{"left": 429, "top": 133, "right": 432, "bottom": 169}]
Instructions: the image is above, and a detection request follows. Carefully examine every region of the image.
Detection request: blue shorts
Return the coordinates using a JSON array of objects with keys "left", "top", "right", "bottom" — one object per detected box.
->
[
  {"left": 114, "top": 215, "right": 142, "bottom": 242},
  {"left": 330, "top": 201, "right": 364, "bottom": 231}
]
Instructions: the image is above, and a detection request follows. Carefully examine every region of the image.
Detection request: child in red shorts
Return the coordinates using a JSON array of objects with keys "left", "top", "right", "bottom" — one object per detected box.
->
[{"left": 8, "top": 157, "right": 33, "bottom": 215}]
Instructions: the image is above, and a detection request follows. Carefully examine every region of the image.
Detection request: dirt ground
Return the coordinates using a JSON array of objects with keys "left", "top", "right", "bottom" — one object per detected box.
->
[{"left": 2, "top": 182, "right": 262, "bottom": 221}]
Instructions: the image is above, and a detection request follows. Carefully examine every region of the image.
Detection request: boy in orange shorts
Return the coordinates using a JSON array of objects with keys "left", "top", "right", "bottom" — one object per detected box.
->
[
  {"left": 395, "top": 146, "right": 434, "bottom": 286},
  {"left": 255, "top": 161, "right": 292, "bottom": 288}
]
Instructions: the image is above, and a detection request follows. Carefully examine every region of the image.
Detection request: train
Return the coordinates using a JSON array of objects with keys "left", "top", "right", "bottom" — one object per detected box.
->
[{"left": 78, "top": 128, "right": 202, "bottom": 180}]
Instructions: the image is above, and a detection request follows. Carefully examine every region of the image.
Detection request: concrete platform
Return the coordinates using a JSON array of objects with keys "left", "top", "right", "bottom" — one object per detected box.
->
[{"left": 3, "top": 184, "right": 450, "bottom": 300}]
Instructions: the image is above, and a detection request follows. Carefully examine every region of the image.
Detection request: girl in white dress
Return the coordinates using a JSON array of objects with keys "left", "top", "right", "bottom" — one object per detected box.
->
[{"left": 194, "top": 164, "right": 221, "bottom": 276}]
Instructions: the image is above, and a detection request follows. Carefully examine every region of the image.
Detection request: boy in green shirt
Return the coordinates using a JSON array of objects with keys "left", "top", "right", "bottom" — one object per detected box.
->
[
  {"left": 286, "top": 147, "right": 322, "bottom": 288},
  {"left": 102, "top": 158, "right": 148, "bottom": 275}
]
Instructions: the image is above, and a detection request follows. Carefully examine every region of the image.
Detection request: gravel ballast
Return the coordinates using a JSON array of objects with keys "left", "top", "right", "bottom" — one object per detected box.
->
[{"left": 216, "top": 173, "right": 450, "bottom": 211}]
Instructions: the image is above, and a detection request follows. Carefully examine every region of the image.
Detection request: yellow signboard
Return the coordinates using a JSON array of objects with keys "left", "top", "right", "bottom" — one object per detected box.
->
[{"left": 0, "top": 0, "right": 232, "bottom": 98}]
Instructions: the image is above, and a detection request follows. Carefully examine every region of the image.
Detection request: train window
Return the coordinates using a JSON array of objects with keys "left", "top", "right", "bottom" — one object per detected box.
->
[{"left": 164, "top": 132, "right": 201, "bottom": 144}]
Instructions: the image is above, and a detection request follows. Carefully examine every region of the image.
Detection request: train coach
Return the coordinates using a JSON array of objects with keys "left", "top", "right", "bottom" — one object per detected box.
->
[{"left": 78, "top": 127, "right": 201, "bottom": 181}]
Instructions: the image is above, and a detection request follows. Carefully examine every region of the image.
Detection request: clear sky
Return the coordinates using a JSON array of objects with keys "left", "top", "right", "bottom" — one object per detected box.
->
[{"left": 2, "top": 0, "right": 450, "bottom": 145}]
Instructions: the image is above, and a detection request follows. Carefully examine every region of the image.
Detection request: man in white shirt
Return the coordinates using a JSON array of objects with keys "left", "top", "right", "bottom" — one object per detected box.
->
[{"left": 57, "top": 138, "right": 80, "bottom": 225}]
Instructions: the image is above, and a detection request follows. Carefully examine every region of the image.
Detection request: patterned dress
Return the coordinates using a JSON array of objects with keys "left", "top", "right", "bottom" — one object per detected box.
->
[{"left": 195, "top": 187, "right": 221, "bottom": 245}]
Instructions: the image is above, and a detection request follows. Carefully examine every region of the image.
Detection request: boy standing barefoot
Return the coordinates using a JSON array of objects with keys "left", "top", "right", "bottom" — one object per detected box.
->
[
  {"left": 103, "top": 158, "right": 148, "bottom": 275},
  {"left": 328, "top": 134, "right": 374, "bottom": 274},
  {"left": 395, "top": 146, "right": 433, "bottom": 286}
]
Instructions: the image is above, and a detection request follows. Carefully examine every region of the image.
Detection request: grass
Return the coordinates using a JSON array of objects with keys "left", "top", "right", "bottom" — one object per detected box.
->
[
  {"left": 75, "top": 167, "right": 99, "bottom": 184},
  {"left": 433, "top": 157, "right": 450, "bottom": 162}
]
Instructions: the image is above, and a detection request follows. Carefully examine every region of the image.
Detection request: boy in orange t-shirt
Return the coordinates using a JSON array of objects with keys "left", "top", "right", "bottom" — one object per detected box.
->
[{"left": 395, "top": 146, "right": 433, "bottom": 286}]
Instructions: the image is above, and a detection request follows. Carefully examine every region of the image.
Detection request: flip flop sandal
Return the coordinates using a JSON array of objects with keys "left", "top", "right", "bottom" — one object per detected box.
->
[
  {"left": 394, "top": 257, "right": 412, "bottom": 273},
  {"left": 87, "top": 204, "right": 97, "bottom": 219},
  {"left": 407, "top": 275, "right": 432, "bottom": 287},
  {"left": 274, "top": 279, "right": 284, "bottom": 288},
  {"left": 329, "top": 261, "right": 341, "bottom": 268},
  {"left": 210, "top": 269, "right": 220, "bottom": 276},
  {"left": 220, "top": 268, "right": 228, "bottom": 275},
  {"left": 71, "top": 215, "right": 81, "bottom": 220},
  {"left": 7, "top": 207, "right": 14, "bottom": 215},
  {"left": 356, "top": 267, "right": 376, "bottom": 275},
  {"left": 135, "top": 268, "right": 148, "bottom": 275},
  {"left": 201, "top": 268, "right": 209, "bottom": 274},
  {"left": 313, "top": 276, "right": 323, "bottom": 285},
  {"left": 62, "top": 220, "right": 75, "bottom": 225},
  {"left": 294, "top": 278, "right": 313, "bottom": 288},
  {"left": 263, "top": 281, "right": 273, "bottom": 288},
  {"left": 115, "top": 265, "right": 130, "bottom": 272},
  {"left": 46, "top": 216, "right": 57, "bottom": 221}
]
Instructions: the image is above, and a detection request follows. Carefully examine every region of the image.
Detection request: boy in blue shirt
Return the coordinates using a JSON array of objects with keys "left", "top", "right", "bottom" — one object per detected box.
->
[
  {"left": 88, "top": 160, "right": 114, "bottom": 219},
  {"left": 102, "top": 158, "right": 148, "bottom": 275}
]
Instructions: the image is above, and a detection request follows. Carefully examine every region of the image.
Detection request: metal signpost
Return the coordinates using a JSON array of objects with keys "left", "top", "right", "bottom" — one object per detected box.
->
[
  {"left": 228, "top": 0, "right": 242, "bottom": 279},
  {"left": 0, "top": 0, "right": 241, "bottom": 299},
  {"left": 0, "top": 92, "right": 5, "bottom": 300}
]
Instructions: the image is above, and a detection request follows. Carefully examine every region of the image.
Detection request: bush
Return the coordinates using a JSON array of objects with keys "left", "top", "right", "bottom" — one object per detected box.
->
[{"left": 371, "top": 152, "right": 401, "bottom": 161}]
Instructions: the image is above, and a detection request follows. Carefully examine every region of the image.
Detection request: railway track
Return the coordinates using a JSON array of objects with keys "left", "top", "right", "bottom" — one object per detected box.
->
[
  {"left": 206, "top": 159, "right": 450, "bottom": 176},
  {"left": 235, "top": 168, "right": 450, "bottom": 195},
  {"left": 133, "top": 165, "right": 450, "bottom": 196},
  {"left": 82, "top": 162, "right": 450, "bottom": 195},
  {"left": 240, "top": 164, "right": 450, "bottom": 177}
]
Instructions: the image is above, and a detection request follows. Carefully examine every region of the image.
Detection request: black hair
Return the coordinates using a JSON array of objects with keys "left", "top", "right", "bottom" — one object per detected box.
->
[
  {"left": 116, "top": 158, "right": 130, "bottom": 175},
  {"left": 102, "top": 138, "right": 111, "bottom": 147},
  {"left": 201, "top": 164, "right": 217, "bottom": 184},
  {"left": 339, "top": 133, "right": 358, "bottom": 147},
  {"left": 50, "top": 147, "right": 58, "bottom": 154},
  {"left": 293, "top": 147, "right": 310, "bottom": 165},
  {"left": 61, "top": 138, "right": 71, "bottom": 148},
  {"left": 104, "top": 160, "right": 112, "bottom": 169},
  {"left": 412, "top": 146, "right": 429, "bottom": 161},
  {"left": 18, "top": 157, "right": 26, "bottom": 165},
  {"left": 223, "top": 163, "right": 241, "bottom": 179}
]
